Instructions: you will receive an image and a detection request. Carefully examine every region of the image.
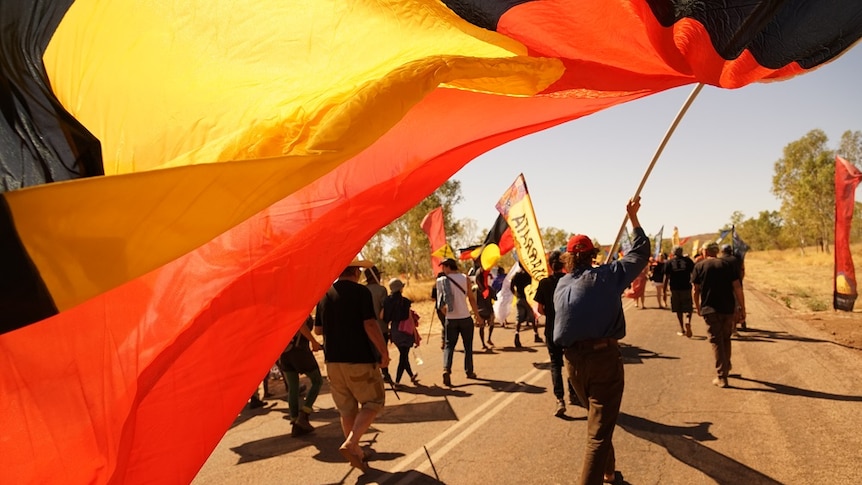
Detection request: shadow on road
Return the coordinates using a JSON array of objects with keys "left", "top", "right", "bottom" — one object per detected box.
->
[
  {"left": 737, "top": 328, "right": 834, "bottom": 345},
  {"left": 733, "top": 376, "right": 862, "bottom": 402},
  {"left": 617, "top": 413, "right": 782, "bottom": 485},
  {"left": 620, "top": 344, "right": 680, "bottom": 364}
]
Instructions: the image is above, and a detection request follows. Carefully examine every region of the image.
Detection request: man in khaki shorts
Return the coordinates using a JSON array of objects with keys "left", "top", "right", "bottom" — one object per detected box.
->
[{"left": 315, "top": 258, "right": 390, "bottom": 472}]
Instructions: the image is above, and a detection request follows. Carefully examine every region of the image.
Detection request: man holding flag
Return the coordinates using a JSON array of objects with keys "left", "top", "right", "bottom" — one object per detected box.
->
[{"left": 553, "top": 197, "right": 650, "bottom": 485}]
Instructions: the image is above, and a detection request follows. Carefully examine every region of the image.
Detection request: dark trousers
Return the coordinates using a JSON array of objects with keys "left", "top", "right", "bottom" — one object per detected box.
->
[
  {"left": 564, "top": 343, "right": 623, "bottom": 485},
  {"left": 443, "top": 317, "right": 474, "bottom": 373},
  {"left": 704, "top": 312, "right": 734, "bottom": 378},
  {"left": 547, "top": 339, "right": 575, "bottom": 401},
  {"left": 395, "top": 344, "right": 414, "bottom": 382}
]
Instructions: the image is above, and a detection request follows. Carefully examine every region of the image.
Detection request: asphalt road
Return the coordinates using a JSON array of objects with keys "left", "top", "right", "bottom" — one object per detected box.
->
[{"left": 193, "top": 287, "right": 862, "bottom": 485}]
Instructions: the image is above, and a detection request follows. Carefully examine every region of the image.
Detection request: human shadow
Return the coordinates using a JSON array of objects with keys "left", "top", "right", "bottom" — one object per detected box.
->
[
  {"left": 617, "top": 413, "right": 782, "bottom": 484},
  {"left": 494, "top": 346, "right": 540, "bottom": 353},
  {"left": 230, "top": 400, "right": 280, "bottom": 429},
  {"left": 375, "top": 400, "right": 458, "bottom": 424},
  {"left": 735, "top": 328, "right": 833, "bottom": 345},
  {"left": 386, "top": 383, "right": 472, "bottom": 399},
  {"left": 352, "top": 468, "right": 444, "bottom": 485},
  {"left": 453, "top": 376, "right": 545, "bottom": 394},
  {"left": 619, "top": 343, "right": 680, "bottom": 365},
  {"left": 733, "top": 376, "right": 862, "bottom": 402}
]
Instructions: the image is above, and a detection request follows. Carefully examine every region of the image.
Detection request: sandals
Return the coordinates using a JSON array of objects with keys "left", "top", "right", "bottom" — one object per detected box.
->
[{"left": 339, "top": 445, "right": 369, "bottom": 472}]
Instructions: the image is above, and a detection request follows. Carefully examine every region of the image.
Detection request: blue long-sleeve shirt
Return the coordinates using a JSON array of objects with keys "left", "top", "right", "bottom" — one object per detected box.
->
[{"left": 553, "top": 227, "right": 651, "bottom": 347}]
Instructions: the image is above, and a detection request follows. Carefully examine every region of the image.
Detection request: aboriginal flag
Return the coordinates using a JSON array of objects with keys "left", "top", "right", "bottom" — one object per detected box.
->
[{"left": 1, "top": 1, "right": 861, "bottom": 484}]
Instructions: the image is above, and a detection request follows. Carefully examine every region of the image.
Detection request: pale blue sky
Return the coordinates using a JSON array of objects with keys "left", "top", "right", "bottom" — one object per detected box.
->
[{"left": 452, "top": 43, "right": 862, "bottom": 246}]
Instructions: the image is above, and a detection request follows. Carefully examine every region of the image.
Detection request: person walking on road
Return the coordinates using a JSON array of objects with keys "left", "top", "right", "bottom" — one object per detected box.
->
[
  {"left": 665, "top": 246, "right": 695, "bottom": 337},
  {"left": 280, "top": 315, "right": 324, "bottom": 436},
  {"left": 534, "top": 250, "right": 578, "bottom": 417},
  {"left": 511, "top": 268, "right": 542, "bottom": 347},
  {"left": 553, "top": 197, "right": 650, "bottom": 485},
  {"left": 382, "top": 278, "right": 421, "bottom": 386},
  {"left": 314, "top": 258, "right": 390, "bottom": 472},
  {"left": 692, "top": 243, "right": 746, "bottom": 388},
  {"left": 436, "top": 258, "right": 481, "bottom": 387}
]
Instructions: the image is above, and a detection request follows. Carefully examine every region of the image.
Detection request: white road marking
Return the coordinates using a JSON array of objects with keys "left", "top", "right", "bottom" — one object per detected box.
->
[{"left": 383, "top": 367, "right": 546, "bottom": 484}]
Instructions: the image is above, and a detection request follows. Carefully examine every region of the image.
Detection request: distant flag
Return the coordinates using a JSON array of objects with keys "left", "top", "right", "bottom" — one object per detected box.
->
[
  {"left": 692, "top": 239, "right": 701, "bottom": 256},
  {"left": 679, "top": 236, "right": 691, "bottom": 246},
  {"left": 715, "top": 229, "right": 731, "bottom": 244},
  {"left": 833, "top": 156, "right": 862, "bottom": 311},
  {"left": 421, "top": 207, "right": 455, "bottom": 272},
  {"left": 495, "top": 174, "right": 548, "bottom": 284},
  {"left": 653, "top": 225, "right": 664, "bottom": 258},
  {"left": 730, "top": 226, "right": 750, "bottom": 259},
  {"left": 620, "top": 227, "right": 634, "bottom": 255},
  {"left": 672, "top": 226, "right": 680, "bottom": 247}
]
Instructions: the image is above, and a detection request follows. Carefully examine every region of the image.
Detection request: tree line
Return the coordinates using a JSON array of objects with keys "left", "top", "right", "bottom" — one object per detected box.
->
[{"left": 365, "top": 129, "right": 862, "bottom": 278}]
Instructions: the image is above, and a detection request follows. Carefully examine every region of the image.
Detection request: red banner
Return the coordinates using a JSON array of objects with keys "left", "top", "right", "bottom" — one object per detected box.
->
[
  {"left": 834, "top": 156, "right": 862, "bottom": 311},
  {"left": 421, "top": 207, "right": 453, "bottom": 273}
]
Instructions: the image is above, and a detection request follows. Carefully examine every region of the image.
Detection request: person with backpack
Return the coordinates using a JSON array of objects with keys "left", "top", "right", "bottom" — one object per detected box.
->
[
  {"left": 436, "top": 258, "right": 480, "bottom": 387},
  {"left": 382, "top": 278, "right": 421, "bottom": 386}
]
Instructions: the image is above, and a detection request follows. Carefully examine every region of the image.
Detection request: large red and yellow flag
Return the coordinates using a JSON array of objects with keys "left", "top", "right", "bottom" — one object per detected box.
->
[
  {"left": 1, "top": 1, "right": 861, "bottom": 483},
  {"left": 834, "top": 155, "right": 862, "bottom": 311},
  {"left": 421, "top": 207, "right": 455, "bottom": 271}
]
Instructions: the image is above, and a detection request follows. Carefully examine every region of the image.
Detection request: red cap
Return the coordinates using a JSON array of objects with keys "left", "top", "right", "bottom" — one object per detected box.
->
[{"left": 566, "top": 234, "right": 595, "bottom": 254}]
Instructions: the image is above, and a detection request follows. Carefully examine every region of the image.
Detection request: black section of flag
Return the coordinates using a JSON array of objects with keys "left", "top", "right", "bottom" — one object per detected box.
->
[
  {"left": 444, "top": 0, "right": 862, "bottom": 70},
  {"left": 646, "top": 0, "right": 862, "bottom": 68},
  {"left": 441, "top": 0, "right": 532, "bottom": 31},
  {"left": 0, "top": 196, "right": 58, "bottom": 334},
  {"left": 0, "top": 0, "right": 103, "bottom": 193}
]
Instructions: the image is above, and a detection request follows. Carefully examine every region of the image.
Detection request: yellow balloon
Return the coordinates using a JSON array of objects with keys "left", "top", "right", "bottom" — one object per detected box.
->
[{"left": 481, "top": 243, "right": 501, "bottom": 270}]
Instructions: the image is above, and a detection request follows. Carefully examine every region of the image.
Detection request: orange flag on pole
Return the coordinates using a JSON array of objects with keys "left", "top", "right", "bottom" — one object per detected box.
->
[
  {"left": 834, "top": 156, "right": 862, "bottom": 311},
  {"left": 421, "top": 207, "right": 454, "bottom": 272}
]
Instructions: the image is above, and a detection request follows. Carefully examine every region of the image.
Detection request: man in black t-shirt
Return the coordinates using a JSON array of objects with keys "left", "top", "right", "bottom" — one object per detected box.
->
[
  {"left": 665, "top": 246, "right": 695, "bottom": 337},
  {"left": 691, "top": 243, "right": 746, "bottom": 389},
  {"left": 510, "top": 268, "right": 541, "bottom": 347},
  {"left": 534, "top": 250, "right": 578, "bottom": 417},
  {"left": 315, "top": 258, "right": 390, "bottom": 472}
]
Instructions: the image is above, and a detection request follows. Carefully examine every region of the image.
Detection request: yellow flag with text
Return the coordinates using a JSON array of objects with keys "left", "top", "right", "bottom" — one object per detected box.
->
[{"left": 495, "top": 174, "right": 548, "bottom": 301}]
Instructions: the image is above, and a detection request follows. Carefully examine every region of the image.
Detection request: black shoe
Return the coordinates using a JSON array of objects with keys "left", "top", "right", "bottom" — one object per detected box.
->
[
  {"left": 466, "top": 371, "right": 477, "bottom": 379},
  {"left": 442, "top": 371, "right": 452, "bottom": 387},
  {"left": 248, "top": 397, "right": 266, "bottom": 409},
  {"left": 534, "top": 334, "right": 543, "bottom": 343},
  {"left": 514, "top": 334, "right": 522, "bottom": 348}
]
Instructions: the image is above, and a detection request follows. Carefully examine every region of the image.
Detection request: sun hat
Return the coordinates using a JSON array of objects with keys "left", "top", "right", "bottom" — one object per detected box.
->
[{"left": 388, "top": 278, "right": 404, "bottom": 292}]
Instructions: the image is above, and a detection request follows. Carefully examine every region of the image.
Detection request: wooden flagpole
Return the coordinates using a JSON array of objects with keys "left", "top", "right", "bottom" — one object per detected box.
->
[{"left": 607, "top": 83, "right": 705, "bottom": 260}]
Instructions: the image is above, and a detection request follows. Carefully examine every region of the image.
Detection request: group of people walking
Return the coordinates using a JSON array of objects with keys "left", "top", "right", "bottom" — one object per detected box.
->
[{"left": 256, "top": 196, "right": 747, "bottom": 484}]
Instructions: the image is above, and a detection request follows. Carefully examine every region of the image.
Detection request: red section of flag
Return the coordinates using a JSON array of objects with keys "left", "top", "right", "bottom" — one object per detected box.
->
[
  {"left": 421, "top": 207, "right": 448, "bottom": 272},
  {"left": 834, "top": 156, "right": 862, "bottom": 311}
]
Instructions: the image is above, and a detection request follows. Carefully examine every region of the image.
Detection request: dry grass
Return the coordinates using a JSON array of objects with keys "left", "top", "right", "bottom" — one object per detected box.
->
[{"left": 744, "top": 244, "right": 862, "bottom": 312}]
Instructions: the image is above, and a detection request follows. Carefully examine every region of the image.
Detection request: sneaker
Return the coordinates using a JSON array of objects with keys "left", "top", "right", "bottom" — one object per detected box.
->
[
  {"left": 534, "top": 334, "right": 544, "bottom": 343},
  {"left": 676, "top": 331, "right": 684, "bottom": 336},
  {"left": 442, "top": 371, "right": 452, "bottom": 387},
  {"left": 554, "top": 399, "right": 566, "bottom": 417},
  {"left": 466, "top": 371, "right": 477, "bottom": 379},
  {"left": 712, "top": 377, "right": 729, "bottom": 388}
]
